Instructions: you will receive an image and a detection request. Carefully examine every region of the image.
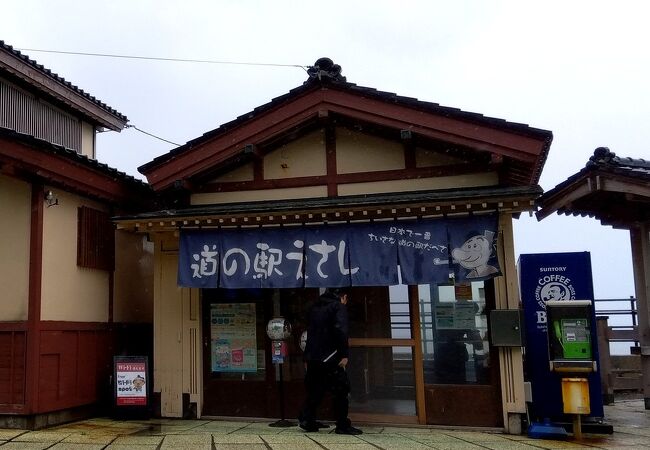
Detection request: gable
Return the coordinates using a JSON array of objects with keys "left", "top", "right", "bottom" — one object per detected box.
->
[
  {"left": 189, "top": 122, "right": 500, "bottom": 206},
  {"left": 141, "top": 71, "right": 552, "bottom": 194}
]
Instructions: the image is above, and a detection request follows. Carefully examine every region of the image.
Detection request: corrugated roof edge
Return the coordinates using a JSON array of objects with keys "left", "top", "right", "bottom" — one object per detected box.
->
[
  {"left": 138, "top": 75, "right": 553, "bottom": 174},
  {"left": 0, "top": 126, "right": 150, "bottom": 190},
  {"left": 0, "top": 40, "right": 128, "bottom": 122}
]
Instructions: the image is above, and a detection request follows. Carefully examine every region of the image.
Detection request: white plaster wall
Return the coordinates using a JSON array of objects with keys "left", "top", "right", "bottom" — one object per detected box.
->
[
  {"left": 0, "top": 175, "right": 31, "bottom": 321},
  {"left": 209, "top": 162, "right": 254, "bottom": 183},
  {"left": 264, "top": 129, "right": 326, "bottom": 179},
  {"left": 191, "top": 185, "right": 328, "bottom": 205},
  {"left": 338, "top": 173, "right": 498, "bottom": 196},
  {"left": 415, "top": 147, "right": 466, "bottom": 167},
  {"left": 336, "top": 127, "right": 405, "bottom": 174},
  {"left": 41, "top": 189, "right": 109, "bottom": 322},
  {"left": 80, "top": 121, "right": 95, "bottom": 159}
]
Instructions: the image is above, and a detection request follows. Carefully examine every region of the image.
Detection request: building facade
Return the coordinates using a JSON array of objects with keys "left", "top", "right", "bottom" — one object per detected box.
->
[
  {"left": 0, "top": 41, "right": 153, "bottom": 428},
  {"left": 118, "top": 59, "right": 554, "bottom": 433}
]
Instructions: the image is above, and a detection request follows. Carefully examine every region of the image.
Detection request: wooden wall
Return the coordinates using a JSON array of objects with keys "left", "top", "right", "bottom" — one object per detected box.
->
[
  {"left": 0, "top": 328, "right": 26, "bottom": 410},
  {"left": 0, "top": 323, "right": 152, "bottom": 415},
  {"left": 36, "top": 325, "right": 112, "bottom": 412}
]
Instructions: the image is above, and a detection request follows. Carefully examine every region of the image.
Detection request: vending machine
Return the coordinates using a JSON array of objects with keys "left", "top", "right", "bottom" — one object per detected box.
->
[{"left": 519, "top": 252, "right": 606, "bottom": 435}]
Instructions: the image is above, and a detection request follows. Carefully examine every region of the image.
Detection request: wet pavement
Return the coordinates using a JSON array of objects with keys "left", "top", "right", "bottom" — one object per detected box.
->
[{"left": 0, "top": 398, "right": 648, "bottom": 449}]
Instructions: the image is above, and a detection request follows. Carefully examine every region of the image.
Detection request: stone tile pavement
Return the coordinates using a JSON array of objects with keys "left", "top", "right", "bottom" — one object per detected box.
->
[{"left": 0, "top": 399, "right": 648, "bottom": 449}]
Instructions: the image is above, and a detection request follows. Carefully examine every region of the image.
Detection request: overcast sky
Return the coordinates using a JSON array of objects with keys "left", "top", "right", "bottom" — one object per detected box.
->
[{"left": 3, "top": 0, "right": 649, "bottom": 304}]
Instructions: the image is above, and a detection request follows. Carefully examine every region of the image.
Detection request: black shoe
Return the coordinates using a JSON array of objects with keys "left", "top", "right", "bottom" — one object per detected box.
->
[
  {"left": 299, "top": 422, "right": 320, "bottom": 432},
  {"left": 315, "top": 421, "right": 330, "bottom": 429},
  {"left": 335, "top": 425, "right": 363, "bottom": 435}
]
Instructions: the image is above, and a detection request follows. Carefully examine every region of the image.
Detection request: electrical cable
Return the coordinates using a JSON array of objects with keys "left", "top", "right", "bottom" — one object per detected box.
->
[
  {"left": 17, "top": 48, "right": 310, "bottom": 72},
  {"left": 17, "top": 47, "right": 314, "bottom": 146},
  {"left": 125, "top": 125, "right": 181, "bottom": 147}
]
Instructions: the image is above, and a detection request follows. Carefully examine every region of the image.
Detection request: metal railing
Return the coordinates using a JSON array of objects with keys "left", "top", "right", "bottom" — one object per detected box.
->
[
  {"left": 594, "top": 297, "right": 639, "bottom": 351},
  {"left": 594, "top": 297, "right": 641, "bottom": 400}
]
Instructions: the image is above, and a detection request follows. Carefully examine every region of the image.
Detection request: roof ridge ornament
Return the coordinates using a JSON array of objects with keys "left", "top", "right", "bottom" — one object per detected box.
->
[
  {"left": 588, "top": 146, "right": 617, "bottom": 167},
  {"left": 306, "top": 57, "right": 346, "bottom": 83}
]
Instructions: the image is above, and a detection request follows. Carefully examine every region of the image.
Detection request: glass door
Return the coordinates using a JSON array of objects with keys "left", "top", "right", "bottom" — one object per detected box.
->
[
  {"left": 347, "top": 285, "right": 422, "bottom": 424},
  {"left": 201, "top": 287, "right": 320, "bottom": 418},
  {"left": 201, "top": 288, "right": 271, "bottom": 417},
  {"left": 419, "top": 279, "right": 503, "bottom": 426}
]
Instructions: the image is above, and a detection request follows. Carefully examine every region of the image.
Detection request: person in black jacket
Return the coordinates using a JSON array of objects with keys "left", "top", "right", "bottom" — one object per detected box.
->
[{"left": 299, "top": 288, "right": 362, "bottom": 435}]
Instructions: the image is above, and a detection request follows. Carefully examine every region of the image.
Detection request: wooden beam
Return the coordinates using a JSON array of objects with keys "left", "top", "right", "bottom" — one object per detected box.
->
[
  {"left": 348, "top": 338, "right": 414, "bottom": 347},
  {"left": 598, "top": 178, "right": 650, "bottom": 198},
  {"left": 196, "top": 162, "right": 491, "bottom": 193},
  {"left": 325, "top": 124, "right": 337, "bottom": 196},
  {"left": 537, "top": 179, "right": 593, "bottom": 220}
]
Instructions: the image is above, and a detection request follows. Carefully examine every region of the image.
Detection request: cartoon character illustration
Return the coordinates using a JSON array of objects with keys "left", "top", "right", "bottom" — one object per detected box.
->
[
  {"left": 541, "top": 282, "right": 570, "bottom": 302},
  {"left": 451, "top": 231, "right": 498, "bottom": 278},
  {"left": 132, "top": 375, "right": 146, "bottom": 392}
]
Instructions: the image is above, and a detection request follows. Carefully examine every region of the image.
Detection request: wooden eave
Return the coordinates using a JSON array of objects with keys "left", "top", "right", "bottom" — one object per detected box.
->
[
  {"left": 0, "top": 135, "right": 151, "bottom": 209},
  {"left": 0, "top": 48, "right": 127, "bottom": 131},
  {"left": 115, "top": 185, "right": 540, "bottom": 232},
  {"left": 537, "top": 171, "right": 650, "bottom": 228},
  {"left": 140, "top": 85, "right": 551, "bottom": 192}
]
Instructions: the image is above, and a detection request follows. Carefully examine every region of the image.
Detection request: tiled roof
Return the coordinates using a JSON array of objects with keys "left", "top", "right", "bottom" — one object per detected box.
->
[
  {"left": 544, "top": 147, "right": 650, "bottom": 196},
  {"left": 537, "top": 147, "right": 650, "bottom": 225},
  {"left": 586, "top": 146, "right": 650, "bottom": 178},
  {"left": 140, "top": 59, "right": 552, "bottom": 172},
  {"left": 0, "top": 126, "right": 148, "bottom": 190},
  {"left": 0, "top": 40, "right": 128, "bottom": 123}
]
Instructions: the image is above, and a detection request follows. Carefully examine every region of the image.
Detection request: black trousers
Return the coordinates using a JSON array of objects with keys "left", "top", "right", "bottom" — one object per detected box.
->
[{"left": 300, "top": 360, "right": 351, "bottom": 429}]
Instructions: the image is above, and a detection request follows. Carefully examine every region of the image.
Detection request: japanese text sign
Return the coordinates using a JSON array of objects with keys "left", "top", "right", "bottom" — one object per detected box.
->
[
  {"left": 114, "top": 356, "right": 148, "bottom": 407},
  {"left": 178, "top": 215, "right": 500, "bottom": 288}
]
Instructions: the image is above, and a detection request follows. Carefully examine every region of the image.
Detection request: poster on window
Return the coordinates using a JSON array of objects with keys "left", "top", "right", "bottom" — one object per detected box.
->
[
  {"left": 211, "top": 303, "right": 257, "bottom": 372},
  {"left": 435, "top": 302, "right": 477, "bottom": 329},
  {"left": 114, "top": 356, "right": 148, "bottom": 406}
]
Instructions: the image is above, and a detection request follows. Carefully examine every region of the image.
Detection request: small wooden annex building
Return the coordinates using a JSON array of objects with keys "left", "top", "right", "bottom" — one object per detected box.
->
[
  {"left": 537, "top": 147, "right": 650, "bottom": 410},
  {"left": 117, "top": 58, "right": 554, "bottom": 433}
]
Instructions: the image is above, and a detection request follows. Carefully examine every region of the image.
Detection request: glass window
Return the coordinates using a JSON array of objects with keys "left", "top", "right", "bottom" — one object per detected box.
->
[
  {"left": 277, "top": 288, "right": 319, "bottom": 382},
  {"left": 204, "top": 289, "right": 268, "bottom": 381},
  {"left": 348, "top": 284, "right": 412, "bottom": 339},
  {"left": 419, "top": 281, "right": 491, "bottom": 384}
]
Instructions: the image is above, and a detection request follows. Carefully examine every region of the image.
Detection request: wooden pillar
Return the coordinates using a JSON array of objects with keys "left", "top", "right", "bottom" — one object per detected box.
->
[
  {"left": 153, "top": 234, "right": 184, "bottom": 417},
  {"left": 596, "top": 316, "right": 614, "bottom": 404},
  {"left": 495, "top": 213, "right": 526, "bottom": 434},
  {"left": 408, "top": 285, "right": 426, "bottom": 424},
  {"left": 25, "top": 184, "right": 44, "bottom": 414},
  {"left": 630, "top": 224, "right": 650, "bottom": 409}
]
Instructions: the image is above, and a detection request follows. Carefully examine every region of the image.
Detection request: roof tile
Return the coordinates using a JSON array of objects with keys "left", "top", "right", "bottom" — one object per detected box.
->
[{"left": 0, "top": 40, "right": 128, "bottom": 122}]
